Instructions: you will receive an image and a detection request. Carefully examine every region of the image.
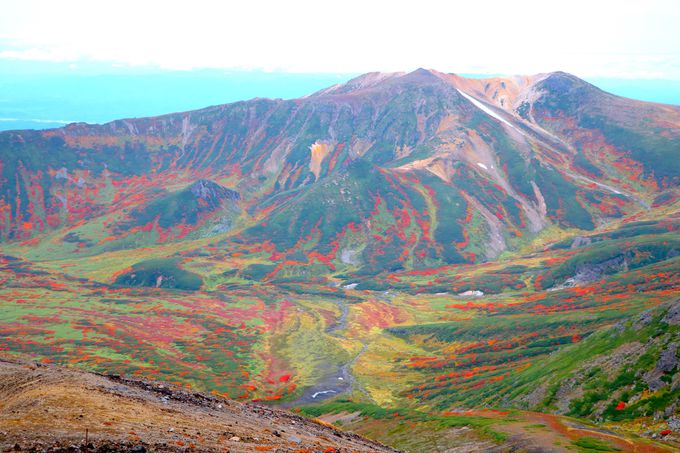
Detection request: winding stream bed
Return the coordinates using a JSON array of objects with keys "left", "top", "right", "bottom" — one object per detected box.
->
[{"left": 286, "top": 297, "right": 369, "bottom": 406}]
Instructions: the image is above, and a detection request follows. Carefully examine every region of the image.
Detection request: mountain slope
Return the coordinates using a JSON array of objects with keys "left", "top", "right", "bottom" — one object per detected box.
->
[
  {"left": 0, "top": 357, "right": 399, "bottom": 452},
  {"left": 484, "top": 301, "right": 679, "bottom": 427},
  {"left": 1, "top": 69, "right": 678, "bottom": 279}
]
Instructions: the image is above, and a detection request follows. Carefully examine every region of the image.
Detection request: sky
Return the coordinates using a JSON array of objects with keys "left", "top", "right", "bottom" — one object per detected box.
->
[
  {"left": 1, "top": 0, "right": 679, "bottom": 79},
  {"left": 0, "top": 0, "right": 678, "bottom": 130}
]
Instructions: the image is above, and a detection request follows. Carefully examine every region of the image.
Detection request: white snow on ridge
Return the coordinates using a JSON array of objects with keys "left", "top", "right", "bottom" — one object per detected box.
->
[
  {"left": 456, "top": 89, "right": 519, "bottom": 131},
  {"left": 477, "top": 162, "right": 488, "bottom": 170}
]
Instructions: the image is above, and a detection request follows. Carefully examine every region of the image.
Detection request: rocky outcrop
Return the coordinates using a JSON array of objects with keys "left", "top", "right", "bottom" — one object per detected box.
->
[
  {"left": 189, "top": 179, "right": 240, "bottom": 207},
  {"left": 0, "top": 358, "right": 399, "bottom": 453},
  {"left": 644, "top": 343, "right": 679, "bottom": 391}
]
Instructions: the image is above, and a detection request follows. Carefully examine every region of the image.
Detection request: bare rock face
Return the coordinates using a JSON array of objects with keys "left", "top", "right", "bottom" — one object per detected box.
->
[
  {"left": 189, "top": 179, "right": 240, "bottom": 208},
  {"left": 573, "top": 255, "right": 626, "bottom": 284},
  {"left": 645, "top": 343, "right": 679, "bottom": 391},
  {"left": 657, "top": 344, "right": 679, "bottom": 373},
  {"left": 570, "top": 236, "right": 592, "bottom": 249},
  {"left": 664, "top": 302, "right": 680, "bottom": 325},
  {"left": 668, "top": 416, "right": 680, "bottom": 431},
  {"left": 633, "top": 308, "right": 656, "bottom": 331}
]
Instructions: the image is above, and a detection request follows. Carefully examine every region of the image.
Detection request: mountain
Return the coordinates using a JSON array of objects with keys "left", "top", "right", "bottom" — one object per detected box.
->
[
  {"left": 1, "top": 69, "right": 678, "bottom": 276},
  {"left": 1, "top": 70, "right": 679, "bottom": 452}
]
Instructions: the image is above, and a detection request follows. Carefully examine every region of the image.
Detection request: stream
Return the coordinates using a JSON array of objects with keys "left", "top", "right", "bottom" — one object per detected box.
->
[{"left": 285, "top": 296, "right": 369, "bottom": 406}]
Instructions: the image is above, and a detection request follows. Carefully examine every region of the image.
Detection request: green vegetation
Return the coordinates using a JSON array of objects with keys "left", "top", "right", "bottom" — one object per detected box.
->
[
  {"left": 1, "top": 71, "right": 679, "bottom": 452},
  {"left": 299, "top": 400, "right": 508, "bottom": 444},
  {"left": 572, "top": 437, "right": 621, "bottom": 452},
  {"left": 581, "top": 114, "right": 680, "bottom": 185},
  {"left": 114, "top": 258, "right": 203, "bottom": 290},
  {"left": 130, "top": 180, "right": 238, "bottom": 229},
  {"left": 539, "top": 234, "right": 680, "bottom": 289}
]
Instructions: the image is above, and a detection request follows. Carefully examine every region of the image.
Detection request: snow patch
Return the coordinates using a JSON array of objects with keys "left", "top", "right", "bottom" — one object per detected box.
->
[
  {"left": 457, "top": 89, "right": 520, "bottom": 131},
  {"left": 312, "top": 390, "right": 337, "bottom": 399},
  {"left": 458, "top": 290, "right": 484, "bottom": 297},
  {"left": 477, "top": 162, "right": 488, "bottom": 170}
]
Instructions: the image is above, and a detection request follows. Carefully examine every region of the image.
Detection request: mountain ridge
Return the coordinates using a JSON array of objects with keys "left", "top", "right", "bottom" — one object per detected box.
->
[{"left": 1, "top": 69, "right": 678, "bottom": 278}]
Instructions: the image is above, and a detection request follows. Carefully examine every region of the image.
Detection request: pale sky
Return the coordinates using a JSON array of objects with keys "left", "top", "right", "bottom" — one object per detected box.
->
[{"left": 1, "top": 0, "right": 679, "bottom": 79}]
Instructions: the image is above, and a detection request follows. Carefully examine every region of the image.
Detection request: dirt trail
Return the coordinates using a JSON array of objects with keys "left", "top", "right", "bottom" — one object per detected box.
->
[{"left": 487, "top": 411, "right": 675, "bottom": 453}]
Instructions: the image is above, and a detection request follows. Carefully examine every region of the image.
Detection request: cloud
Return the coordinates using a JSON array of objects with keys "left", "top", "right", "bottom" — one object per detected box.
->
[
  {"left": 0, "top": 48, "right": 77, "bottom": 62},
  {"left": 0, "top": 0, "right": 678, "bottom": 79}
]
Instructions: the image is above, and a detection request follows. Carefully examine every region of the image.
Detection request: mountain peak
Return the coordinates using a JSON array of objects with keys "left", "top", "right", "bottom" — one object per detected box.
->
[
  {"left": 310, "top": 71, "right": 404, "bottom": 96},
  {"left": 409, "top": 67, "right": 439, "bottom": 77},
  {"left": 398, "top": 67, "right": 447, "bottom": 83},
  {"left": 310, "top": 68, "right": 456, "bottom": 99},
  {"left": 538, "top": 70, "right": 595, "bottom": 92},
  {"left": 544, "top": 70, "right": 581, "bottom": 80}
]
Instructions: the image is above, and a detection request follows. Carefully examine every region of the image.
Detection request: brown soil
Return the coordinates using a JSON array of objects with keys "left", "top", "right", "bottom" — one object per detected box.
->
[{"left": 0, "top": 357, "right": 399, "bottom": 452}]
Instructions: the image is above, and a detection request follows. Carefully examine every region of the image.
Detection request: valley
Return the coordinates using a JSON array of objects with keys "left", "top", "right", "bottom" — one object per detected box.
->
[{"left": 0, "top": 69, "right": 678, "bottom": 452}]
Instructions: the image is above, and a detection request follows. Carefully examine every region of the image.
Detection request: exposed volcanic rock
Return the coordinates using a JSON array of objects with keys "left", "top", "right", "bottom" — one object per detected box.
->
[{"left": 189, "top": 179, "right": 240, "bottom": 205}]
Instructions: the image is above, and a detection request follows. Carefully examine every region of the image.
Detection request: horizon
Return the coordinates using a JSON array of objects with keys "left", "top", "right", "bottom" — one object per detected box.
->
[
  {"left": 2, "top": 0, "right": 678, "bottom": 130},
  {"left": 2, "top": 64, "right": 680, "bottom": 132}
]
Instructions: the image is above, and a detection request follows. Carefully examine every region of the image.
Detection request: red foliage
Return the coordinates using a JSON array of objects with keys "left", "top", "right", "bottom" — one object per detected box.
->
[
  {"left": 534, "top": 275, "right": 544, "bottom": 290},
  {"left": 327, "top": 143, "right": 345, "bottom": 173},
  {"left": 19, "top": 237, "right": 40, "bottom": 246},
  {"left": 456, "top": 229, "right": 470, "bottom": 249}
]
